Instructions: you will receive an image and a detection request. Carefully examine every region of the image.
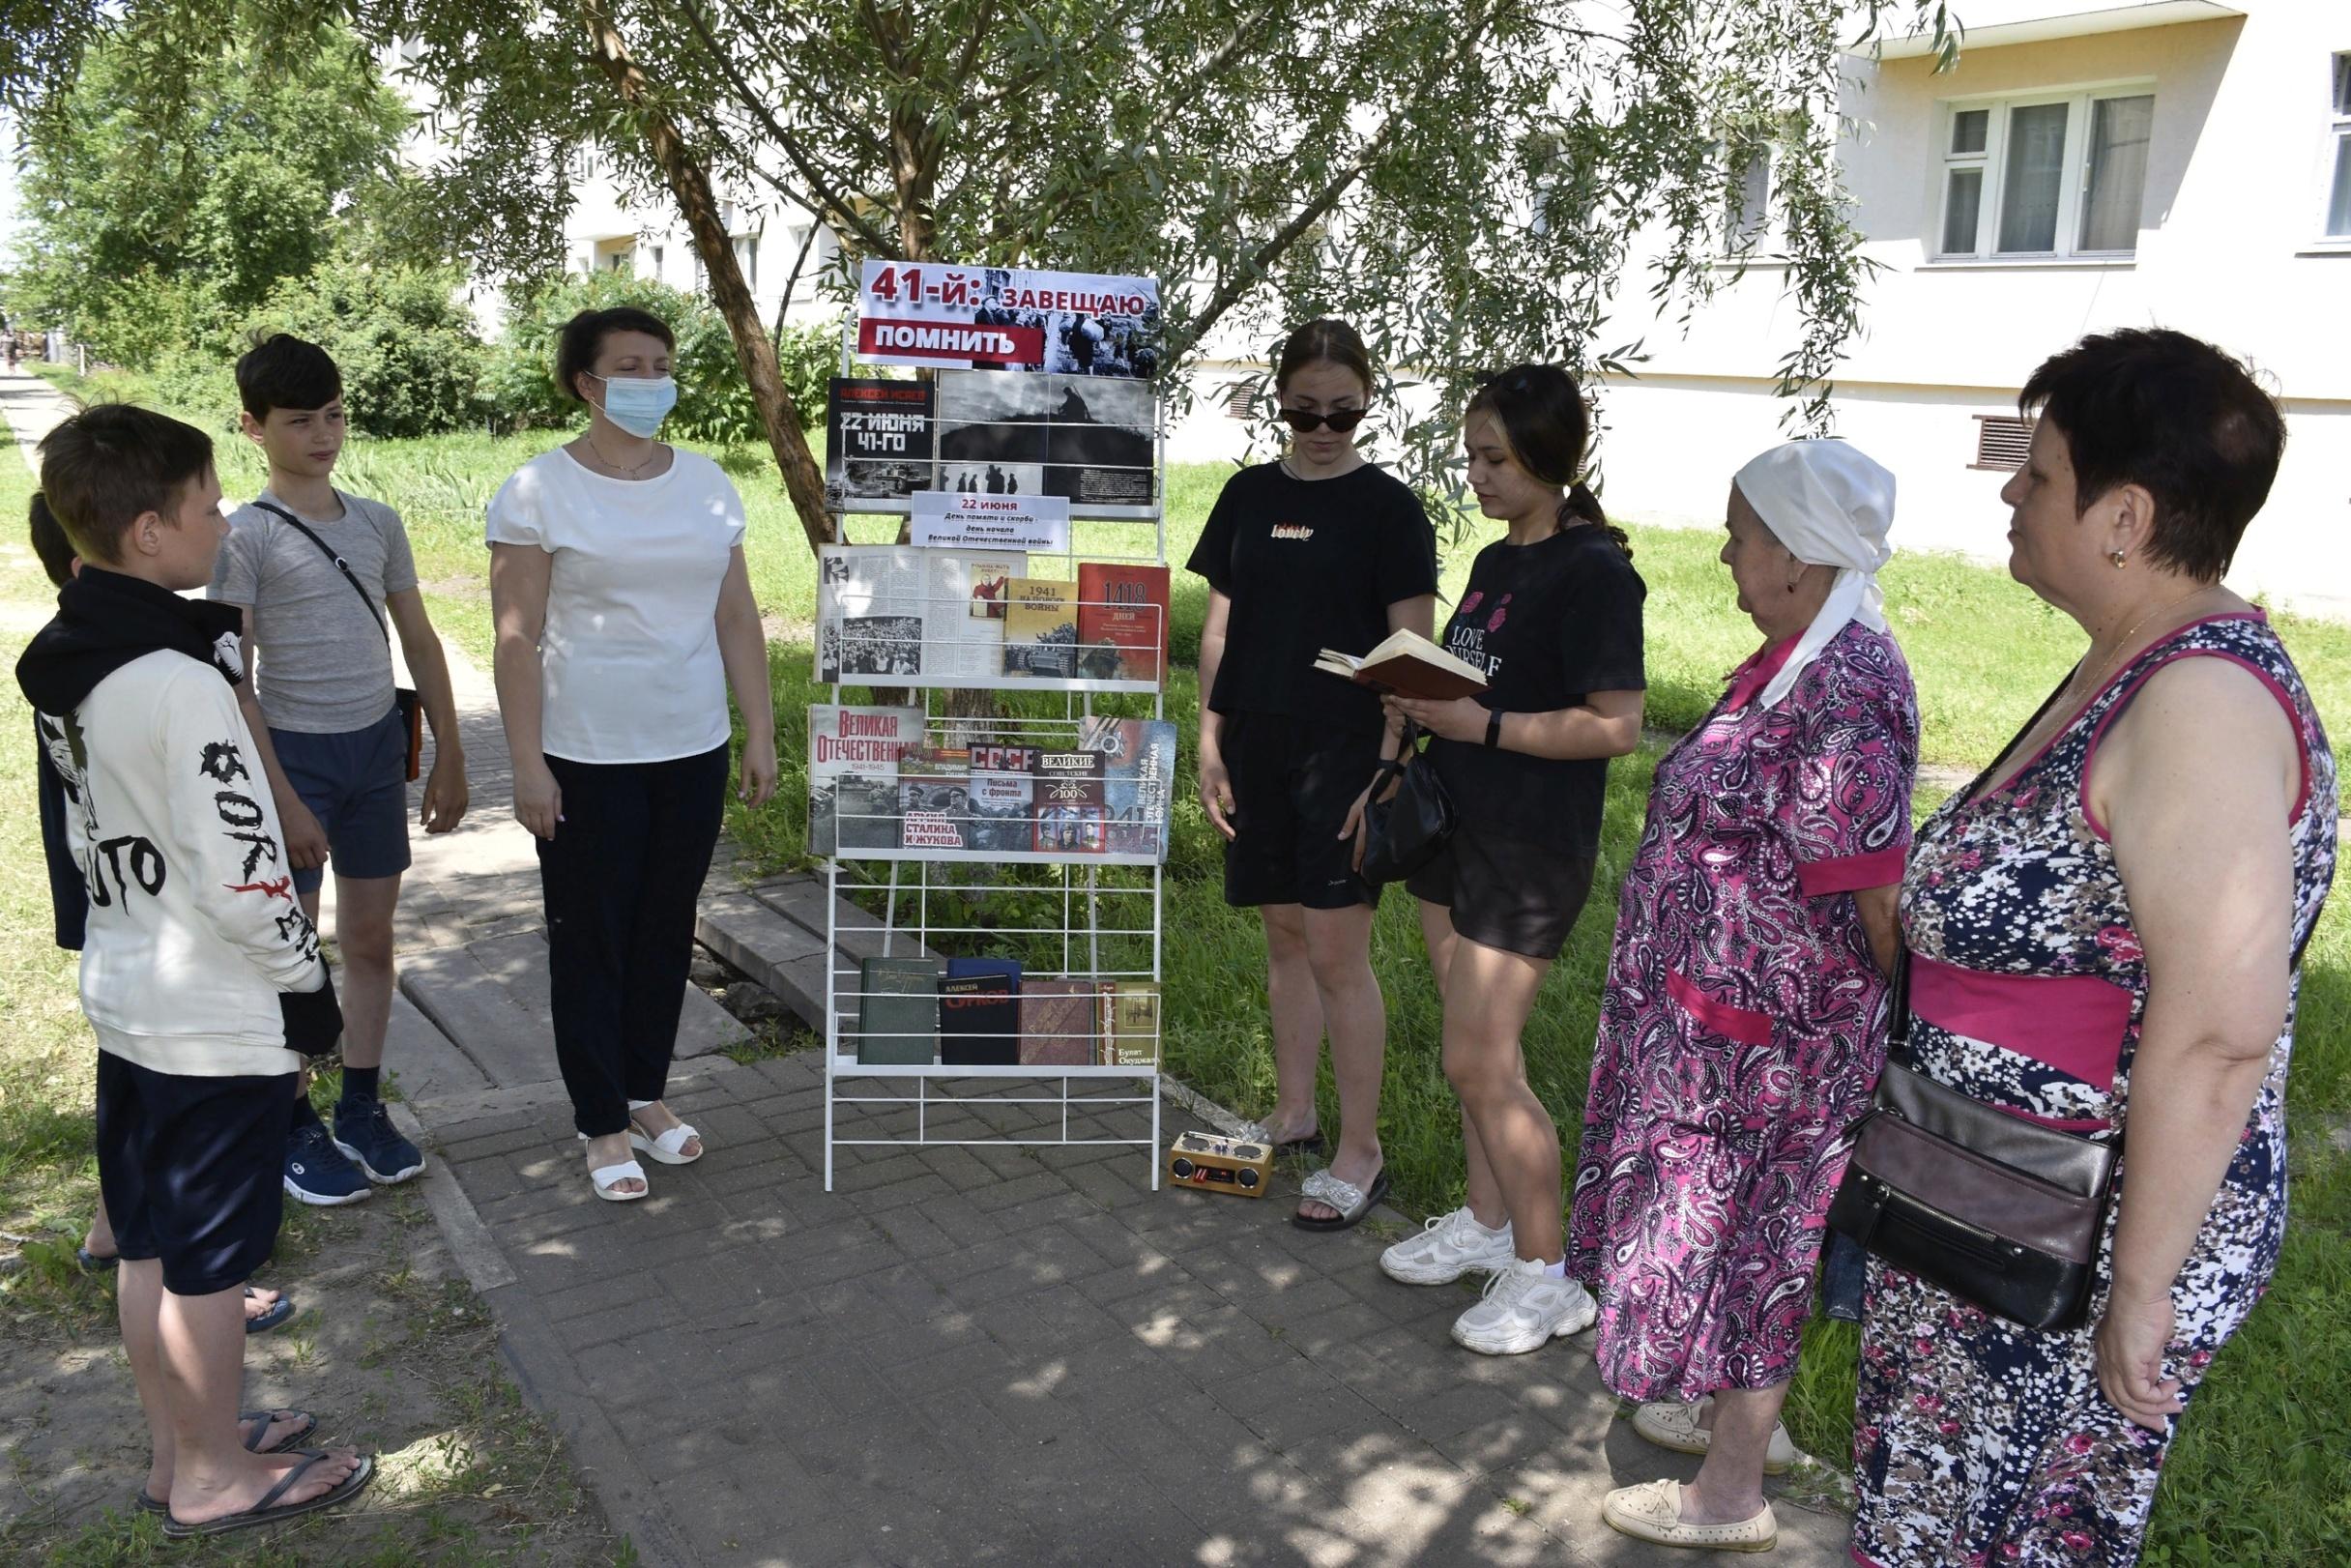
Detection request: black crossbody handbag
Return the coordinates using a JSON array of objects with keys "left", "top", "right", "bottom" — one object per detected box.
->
[
  {"left": 253, "top": 500, "right": 423, "bottom": 782},
  {"left": 1825, "top": 951, "right": 2121, "bottom": 1331},
  {"left": 1358, "top": 719, "right": 1455, "bottom": 885}
]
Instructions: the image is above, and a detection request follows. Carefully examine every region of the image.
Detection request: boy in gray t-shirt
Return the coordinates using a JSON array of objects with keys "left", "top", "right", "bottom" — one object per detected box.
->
[{"left": 210, "top": 334, "right": 470, "bottom": 1205}]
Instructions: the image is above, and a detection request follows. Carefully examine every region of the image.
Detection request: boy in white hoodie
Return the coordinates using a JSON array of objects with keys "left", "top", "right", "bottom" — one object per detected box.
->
[{"left": 14, "top": 405, "right": 372, "bottom": 1537}]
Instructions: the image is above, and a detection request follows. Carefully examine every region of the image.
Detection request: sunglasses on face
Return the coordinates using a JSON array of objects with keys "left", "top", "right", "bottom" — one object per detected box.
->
[{"left": 1278, "top": 405, "right": 1368, "bottom": 434}]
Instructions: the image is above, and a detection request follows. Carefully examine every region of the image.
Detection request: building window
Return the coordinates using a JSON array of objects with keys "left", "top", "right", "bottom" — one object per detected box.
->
[
  {"left": 2325, "top": 52, "right": 2351, "bottom": 239},
  {"left": 1934, "top": 88, "right": 2155, "bottom": 260},
  {"left": 651, "top": 245, "right": 665, "bottom": 277},
  {"left": 1971, "top": 415, "right": 2035, "bottom": 471},
  {"left": 734, "top": 235, "right": 759, "bottom": 290},
  {"left": 1725, "top": 149, "right": 1772, "bottom": 254}
]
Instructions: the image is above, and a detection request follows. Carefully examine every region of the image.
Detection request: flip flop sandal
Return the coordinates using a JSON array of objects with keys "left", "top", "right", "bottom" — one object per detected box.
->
[
  {"left": 76, "top": 1245, "right": 119, "bottom": 1274},
  {"left": 161, "top": 1449, "right": 374, "bottom": 1539},
  {"left": 1236, "top": 1121, "right": 1325, "bottom": 1157},
  {"left": 1292, "top": 1167, "right": 1391, "bottom": 1233},
  {"left": 241, "top": 1408, "right": 317, "bottom": 1454},
  {"left": 245, "top": 1289, "right": 295, "bottom": 1336},
  {"left": 136, "top": 1408, "right": 320, "bottom": 1510},
  {"left": 627, "top": 1118, "right": 704, "bottom": 1167}
]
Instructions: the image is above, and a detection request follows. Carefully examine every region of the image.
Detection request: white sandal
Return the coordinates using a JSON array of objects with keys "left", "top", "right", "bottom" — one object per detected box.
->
[
  {"left": 589, "top": 1157, "right": 649, "bottom": 1202},
  {"left": 627, "top": 1115, "right": 703, "bottom": 1166}
]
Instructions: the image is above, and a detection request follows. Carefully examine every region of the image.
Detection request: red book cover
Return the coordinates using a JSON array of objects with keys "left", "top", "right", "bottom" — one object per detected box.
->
[{"left": 1076, "top": 564, "right": 1169, "bottom": 682}]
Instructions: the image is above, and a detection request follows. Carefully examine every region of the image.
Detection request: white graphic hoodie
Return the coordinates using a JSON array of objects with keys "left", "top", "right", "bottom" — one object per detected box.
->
[{"left": 16, "top": 568, "right": 325, "bottom": 1076}]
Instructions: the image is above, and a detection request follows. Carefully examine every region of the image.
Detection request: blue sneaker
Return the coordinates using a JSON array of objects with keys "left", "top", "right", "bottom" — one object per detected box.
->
[
  {"left": 284, "top": 1118, "right": 372, "bottom": 1205},
  {"left": 333, "top": 1098, "right": 426, "bottom": 1185}
]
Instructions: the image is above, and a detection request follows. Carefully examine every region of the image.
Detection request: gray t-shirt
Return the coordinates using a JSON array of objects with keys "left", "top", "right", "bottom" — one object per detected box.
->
[{"left": 211, "top": 489, "right": 420, "bottom": 735}]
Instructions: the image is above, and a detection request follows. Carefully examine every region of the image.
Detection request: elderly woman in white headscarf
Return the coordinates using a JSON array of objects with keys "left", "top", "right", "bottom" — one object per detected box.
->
[{"left": 1568, "top": 440, "right": 1920, "bottom": 1553}]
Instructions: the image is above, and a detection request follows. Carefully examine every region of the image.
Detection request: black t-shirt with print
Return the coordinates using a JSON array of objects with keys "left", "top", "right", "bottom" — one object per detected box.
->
[
  {"left": 1186, "top": 461, "right": 1439, "bottom": 733},
  {"left": 1427, "top": 523, "right": 1646, "bottom": 854}
]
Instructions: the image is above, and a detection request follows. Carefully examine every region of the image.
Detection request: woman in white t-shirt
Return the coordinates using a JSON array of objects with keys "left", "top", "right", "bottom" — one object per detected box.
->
[{"left": 486, "top": 306, "right": 777, "bottom": 1202}]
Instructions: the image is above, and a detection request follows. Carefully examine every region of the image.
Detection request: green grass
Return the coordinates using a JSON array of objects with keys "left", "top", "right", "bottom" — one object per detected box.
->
[{"left": 15, "top": 374, "right": 2351, "bottom": 1560}]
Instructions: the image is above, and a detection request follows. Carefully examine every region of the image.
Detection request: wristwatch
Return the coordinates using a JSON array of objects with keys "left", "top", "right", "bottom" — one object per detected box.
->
[{"left": 1484, "top": 708, "right": 1505, "bottom": 749}]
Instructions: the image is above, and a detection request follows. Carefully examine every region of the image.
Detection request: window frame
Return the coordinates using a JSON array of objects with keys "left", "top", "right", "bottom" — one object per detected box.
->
[
  {"left": 1930, "top": 80, "right": 2158, "bottom": 263},
  {"left": 2318, "top": 51, "right": 2351, "bottom": 246}
]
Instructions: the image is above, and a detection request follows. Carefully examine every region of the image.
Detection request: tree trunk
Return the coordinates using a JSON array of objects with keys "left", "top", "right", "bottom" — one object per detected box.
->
[{"left": 576, "top": 0, "right": 837, "bottom": 554}]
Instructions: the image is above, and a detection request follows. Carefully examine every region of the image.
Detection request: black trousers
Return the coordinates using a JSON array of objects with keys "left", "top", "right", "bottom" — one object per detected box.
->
[{"left": 538, "top": 744, "right": 730, "bottom": 1138}]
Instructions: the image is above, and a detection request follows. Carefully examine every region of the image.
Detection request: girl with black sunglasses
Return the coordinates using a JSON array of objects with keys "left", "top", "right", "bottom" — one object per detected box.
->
[{"left": 1184, "top": 318, "right": 1438, "bottom": 1231}]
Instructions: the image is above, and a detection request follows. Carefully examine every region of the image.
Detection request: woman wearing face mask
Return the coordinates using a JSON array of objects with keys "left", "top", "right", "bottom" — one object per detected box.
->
[
  {"left": 486, "top": 307, "right": 777, "bottom": 1202},
  {"left": 1187, "top": 318, "right": 1438, "bottom": 1230}
]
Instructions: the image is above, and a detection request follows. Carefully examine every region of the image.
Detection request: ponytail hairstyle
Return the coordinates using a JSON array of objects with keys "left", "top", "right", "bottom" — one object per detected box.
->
[
  {"left": 1274, "top": 317, "right": 1375, "bottom": 398},
  {"left": 1465, "top": 364, "right": 1631, "bottom": 558},
  {"left": 28, "top": 493, "right": 75, "bottom": 587}
]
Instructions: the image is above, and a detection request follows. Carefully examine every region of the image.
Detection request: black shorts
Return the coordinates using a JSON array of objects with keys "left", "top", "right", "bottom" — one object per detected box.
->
[
  {"left": 95, "top": 1053, "right": 292, "bottom": 1296},
  {"left": 1218, "top": 712, "right": 1384, "bottom": 910},
  {"left": 1408, "top": 825, "right": 1597, "bottom": 961}
]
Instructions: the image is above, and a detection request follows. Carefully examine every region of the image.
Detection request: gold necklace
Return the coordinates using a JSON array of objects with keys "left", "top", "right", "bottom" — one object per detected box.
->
[
  {"left": 2069, "top": 586, "right": 2212, "bottom": 704},
  {"left": 585, "top": 430, "right": 662, "bottom": 479}
]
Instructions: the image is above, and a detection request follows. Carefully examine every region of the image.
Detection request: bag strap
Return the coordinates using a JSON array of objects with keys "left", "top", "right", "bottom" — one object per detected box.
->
[
  {"left": 1369, "top": 718, "right": 1422, "bottom": 789},
  {"left": 252, "top": 498, "right": 389, "bottom": 646}
]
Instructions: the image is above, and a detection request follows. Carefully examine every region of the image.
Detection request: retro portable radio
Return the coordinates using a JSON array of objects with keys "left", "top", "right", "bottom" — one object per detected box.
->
[{"left": 1166, "top": 1130, "right": 1273, "bottom": 1198}]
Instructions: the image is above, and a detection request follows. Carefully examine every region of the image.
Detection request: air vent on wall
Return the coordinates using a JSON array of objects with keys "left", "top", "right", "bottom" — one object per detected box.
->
[
  {"left": 1222, "top": 381, "right": 1256, "bottom": 421},
  {"left": 1972, "top": 415, "right": 2034, "bottom": 471}
]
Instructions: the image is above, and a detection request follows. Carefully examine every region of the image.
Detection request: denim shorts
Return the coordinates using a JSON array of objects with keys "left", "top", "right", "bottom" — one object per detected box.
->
[{"left": 269, "top": 707, "right": 412, "bottom": 894}]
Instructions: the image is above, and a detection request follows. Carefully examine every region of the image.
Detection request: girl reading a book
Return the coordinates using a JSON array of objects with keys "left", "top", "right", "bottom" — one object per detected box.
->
[
  {"left": 1185, "top": 318, "right": 1438, "bottom": 1230},
  {"left": 1375, "top": 364, "right": 1645, "bottom": 1355}
]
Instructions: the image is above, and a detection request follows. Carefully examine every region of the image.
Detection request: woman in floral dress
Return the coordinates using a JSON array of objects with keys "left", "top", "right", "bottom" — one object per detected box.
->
[
  {"left": 1572, "top": 440, "right": 1917, "bottom": 1553},
  {"left": 1853, "top": 329, "right": 2336, "bottom": 1567}
]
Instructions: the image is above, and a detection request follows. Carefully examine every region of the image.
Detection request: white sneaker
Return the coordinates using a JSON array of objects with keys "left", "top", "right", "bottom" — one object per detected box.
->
[
  {"left": 1449, "top": 1258, "right": 1597, "bottom": 1355},
  {"left": 1379, "top": 1205, "right": 1517, "bottom": 1285}
]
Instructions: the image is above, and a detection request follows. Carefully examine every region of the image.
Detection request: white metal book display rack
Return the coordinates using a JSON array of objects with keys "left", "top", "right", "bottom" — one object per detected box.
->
[{"left": 815, "top": 409, "right": 1170, "bottom": 1192}]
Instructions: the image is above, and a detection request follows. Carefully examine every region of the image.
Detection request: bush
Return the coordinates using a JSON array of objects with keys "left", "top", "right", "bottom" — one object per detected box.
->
[
  {"left": 241, "top": 260, "right": 488, "bottom": 438},
  {"left": 484, "top": 270, "right": 842, "bottom": 443}
]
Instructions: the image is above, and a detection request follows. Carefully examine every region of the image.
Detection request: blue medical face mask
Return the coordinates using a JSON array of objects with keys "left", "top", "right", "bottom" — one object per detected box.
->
[{"left": 590, "top": 372, "right": 678, "bottom": 439}]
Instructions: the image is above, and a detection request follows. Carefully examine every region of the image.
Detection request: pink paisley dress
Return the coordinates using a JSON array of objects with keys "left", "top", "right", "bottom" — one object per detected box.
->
[
  {"left": 1852, "top": 613, "right": 2336, "bottom": 1567},
  {"left": 1570, "top": 622, "right": 1918, "bottom": 1400}
]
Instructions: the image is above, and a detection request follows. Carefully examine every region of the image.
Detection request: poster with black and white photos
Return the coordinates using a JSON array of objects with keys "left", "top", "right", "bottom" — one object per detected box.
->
[
  {"left": 825, "top": 378, "right": 935, "bottom": 510},
  {"left": 817, "top": 545, "right": 1004, "bottom": 682},
  {"left": 935, "top": 371, "right": 1157, "bottom": 517}
]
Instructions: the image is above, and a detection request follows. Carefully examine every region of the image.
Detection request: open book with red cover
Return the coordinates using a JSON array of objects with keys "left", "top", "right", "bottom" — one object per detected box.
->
[{"left": 1314, "top": 628, "right": 1488, "bottom": 700}]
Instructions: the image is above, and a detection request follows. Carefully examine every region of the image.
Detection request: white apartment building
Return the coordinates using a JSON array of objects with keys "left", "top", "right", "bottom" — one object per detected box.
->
[{"left": 1588, "top": 0, "right": 2351, "bottom": 613}]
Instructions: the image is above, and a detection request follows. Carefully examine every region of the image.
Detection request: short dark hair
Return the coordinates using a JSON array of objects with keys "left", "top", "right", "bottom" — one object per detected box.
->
[
  {"left": 555, "top": 307, "right": 676, "bottom": 404},
  {"left": 236, "top": 332, "right": 342, "bottom": 420},
  {"left": 28, "top": 493, "right": 75, "bottom": 586},
  {"left": 2020, "top": 328, "right": 2285, "bottom": 583},
  {"left": 37, "top": 404, "right": 216, "bottom": 566},
  {"left": 1274, "top": 318, "right": 1374, "bottom": 398}
]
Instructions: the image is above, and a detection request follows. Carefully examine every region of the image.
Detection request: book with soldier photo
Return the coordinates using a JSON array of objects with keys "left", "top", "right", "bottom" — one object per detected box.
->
[
  {"left": 1001, "top": 578, "right": 1080, "bottom": 679},
  {"left": 965, "top": 740, "right": 1039, "bottom": 854},
  {"left": 807, "top": 704, "right": 923, "bottom": 857},
  {"left": 1032, "top": 749, "right": 1106, "bottom": 854},
  {"left": 824, "top": 378, "right": 935, "bottom": 511},
  {"left": 897, "top": 747, "right": 972, "bottom": 851},
  {"left": 1083, "top": 716, "right": 1177, "bottom": 859}
]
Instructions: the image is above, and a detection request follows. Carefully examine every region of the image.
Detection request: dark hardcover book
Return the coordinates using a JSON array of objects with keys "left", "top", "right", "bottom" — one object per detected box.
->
[
  {"left": 1019, "top": 978, "right": 1098, "bottom": 1066},
  {"left": 940, "top": 970, "right": 1020, "bottom": 1066},
  {"left": 856, "top": 956, "right": 940, "bottom": 1064}
]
